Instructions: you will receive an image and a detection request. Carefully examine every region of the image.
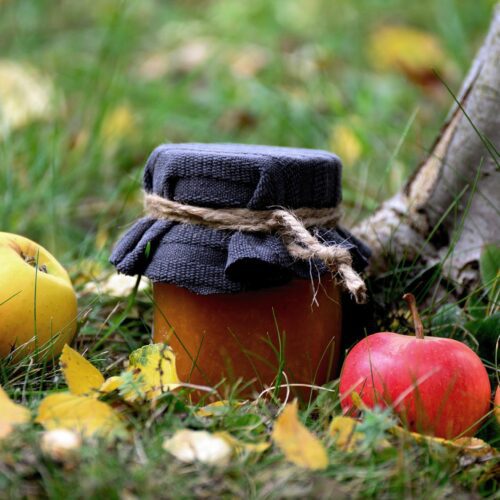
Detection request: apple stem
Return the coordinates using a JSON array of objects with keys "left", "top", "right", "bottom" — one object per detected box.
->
[{"left": 403, "top": 293, "right": 424, "bottom": 339}]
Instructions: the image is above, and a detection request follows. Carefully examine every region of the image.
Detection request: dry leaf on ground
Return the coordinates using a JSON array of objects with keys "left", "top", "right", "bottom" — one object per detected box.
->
[
  {"left": 163, "top": 429, "right": 232, "bottom": 466},
  {"left": 60, "top": 344, "right": 104, "bottom": 396},
  {"left": 328, "top": 416, "right": 365, "bottom": 452},
  {"left": 271, "top": 400, "right": 328, "bottom": 470},
  {"left": 0, "top": 59, "right": 56, "bottom": 135},
  {"left": 99, "top": 376, "right": 125, "bottom": 394},
  {"left": 195, "top": 400, "right": 247, "bottom": 417},
  {"left": 100, "top": 105, "right": 137, "bottom": 150},
  {"left": 369, "top": 26, "right": 451, "bottom": 86},
  {"left": 329, "top": 124, "right": 363, "bottom": 166},
  {"left": 36, "top": 393, "right": 125, "bottom": 438},
  {"left": 216, "top": 431, "right": 270, "bottom": 456},
  {"left": 121, "top": 344, "right": 181, "bottom": 401},
  {"left": 391, "top": 426, "right": 498, "bottom": 457},
  {"left": 0, "top": 386, "right": 30, "bottom": 439},
  {"left": 228, "top": 45, "right": 270, "bottom": 78}
]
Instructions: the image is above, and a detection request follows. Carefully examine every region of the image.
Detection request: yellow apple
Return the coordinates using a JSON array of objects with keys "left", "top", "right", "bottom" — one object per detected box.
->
[{"left": 0, "top": 232, "right": 77, "bottom": 359}]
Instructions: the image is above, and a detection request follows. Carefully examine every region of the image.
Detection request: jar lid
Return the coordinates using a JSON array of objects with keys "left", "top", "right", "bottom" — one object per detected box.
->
[{"left": 110, "top": 143, "right": 370, "bottom": 294}]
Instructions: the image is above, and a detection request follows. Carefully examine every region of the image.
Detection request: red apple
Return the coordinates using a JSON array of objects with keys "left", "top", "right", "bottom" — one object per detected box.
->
[
  {"left": 339, "top": 294, "right": 491, "bottom": 439},
  {"left": 495, "top": 387, "right": 500, "bottom": 425}
]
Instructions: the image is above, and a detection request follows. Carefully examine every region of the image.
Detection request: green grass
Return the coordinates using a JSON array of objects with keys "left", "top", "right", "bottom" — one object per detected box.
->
[{"left": 0, "top": 0, "right": 499, "bottom": 498}]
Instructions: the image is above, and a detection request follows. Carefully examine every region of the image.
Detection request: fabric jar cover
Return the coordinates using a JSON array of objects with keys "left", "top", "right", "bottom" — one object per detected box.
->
[{"left": 110, "top": 143, "right": 370, "bottom": 294}]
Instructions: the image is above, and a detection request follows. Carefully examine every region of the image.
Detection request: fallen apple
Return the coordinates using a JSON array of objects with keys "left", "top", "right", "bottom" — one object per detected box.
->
[
  {"left": 495, "top": 387, "right": 500, "bottom": 425},
  {"left": 339, "top": 293, "right": 491, "bottom": 439},
  {"left": 0, "top": 232, "right": 77, "bottom": 358}
]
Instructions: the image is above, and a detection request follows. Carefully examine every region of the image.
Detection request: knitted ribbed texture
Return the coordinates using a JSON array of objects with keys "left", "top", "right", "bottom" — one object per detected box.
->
[{"left": 110, "top": 143, "right": 370, "bottom": 295}]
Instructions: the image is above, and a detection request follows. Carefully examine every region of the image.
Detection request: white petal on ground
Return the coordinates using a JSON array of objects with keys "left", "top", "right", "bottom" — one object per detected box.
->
[
  {"left": 83, "top": 273, "right": 149, "bottom": 297},
  {"left": 40, "top": 428, "right": 82, "bottom": 462},
  {"left": 163, "top": 429, "right": 233, "bottom": 466}
]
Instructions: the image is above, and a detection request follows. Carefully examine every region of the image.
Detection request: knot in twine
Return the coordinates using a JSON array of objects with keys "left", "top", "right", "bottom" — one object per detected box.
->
[{"left": 144, "top": 192, "right": 367, "bottom": 303}]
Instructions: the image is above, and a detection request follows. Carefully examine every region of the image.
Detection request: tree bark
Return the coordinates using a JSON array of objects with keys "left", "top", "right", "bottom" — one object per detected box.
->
[{"left": 353, "top": 5, "right": 500, "bottom": 296}]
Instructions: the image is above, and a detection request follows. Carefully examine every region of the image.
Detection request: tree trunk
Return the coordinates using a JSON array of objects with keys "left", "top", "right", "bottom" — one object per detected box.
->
[{"left": 353, "top": 5, "right": 500, "bottom": 297}]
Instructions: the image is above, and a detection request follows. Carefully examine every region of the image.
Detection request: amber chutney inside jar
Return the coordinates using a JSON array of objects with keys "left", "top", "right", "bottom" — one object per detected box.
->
[{"left": 153, "top": 278, "right": 342, "bottom": 398}]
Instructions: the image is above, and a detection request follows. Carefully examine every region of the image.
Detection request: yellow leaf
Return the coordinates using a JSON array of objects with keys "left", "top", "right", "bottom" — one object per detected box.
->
[
  {"left": 391, "top": 425, "right": 447, "bottom": 446},
  {"left": 216, "top": 431, "right": 270, "bottom": 456},
  {"left": 60, "top": 344, "right": 105, "bottom": 396},
  {"left": 123, "top": 343, "right": 181, "bottom": 401},
  {"left": 70, "top": 258, "right": 104, "bottom": 286},
  {"left": 349, "top": 391, "right": 365, "bottom": 411},
  {"left": 163, "top": 429, "right": 232, "bottom": 466},
  {"left": 0, "top": 60, "right": 55, "bottom": 135},
  {"left": 0, "top": 386, "right": 30, "bottom": 439},
  {"left": 328, "top": 416, "right": 365, "bottom": 452},
  {"left": 390, "top": 427, "right": 497, "bottom": 457},
  {"left": 271, "top": 400, "right": 328, "bottom": 470},
  {"left": 36, "top": 393, "right": 124, "bottom": 438},
  {"left": 329, "top": 124, "right": 362, "bottom": 166},
  {"left": 370, "top": 26, "right": 448, "bottom": 85},
  {"left": 196, "top": 400, "right": 247, "bottom": 417},
  {"left": 100, "top": 105, "right": 136, "bottom": 149},
  {"left": 99, "top": 376, "right": 125, "bottom": 394}
]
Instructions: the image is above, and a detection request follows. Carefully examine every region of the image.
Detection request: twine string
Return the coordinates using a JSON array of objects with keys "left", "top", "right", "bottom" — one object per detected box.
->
[{"left": 144, "top": 192, "right": 367, "bottom": 303}]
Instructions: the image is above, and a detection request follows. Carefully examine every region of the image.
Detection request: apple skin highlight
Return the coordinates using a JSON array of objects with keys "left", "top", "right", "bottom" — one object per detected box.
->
[
  {"left": 339, "top": 331, "right": 491, "bottom": 439},
  {"left": 0, "top": 232, "right": 77, "bottom": 358}
]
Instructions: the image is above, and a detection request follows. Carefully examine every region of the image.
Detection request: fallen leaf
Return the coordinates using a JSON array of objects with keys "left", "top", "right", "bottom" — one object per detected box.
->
[
  {"left": 120, "top": 344, "right": 181, "bottom": 402},
  {"left": 216, "top": 431, "right": 270, "bottom": 456},
  {"left": 163, "top": 429, "right": 232, "bottom": 466},
  {"left": 0, "top": 386, "right": 30, "bottom": 439},
  {"left": 0, "top": 59, "right": 56, "bottom": 135},
  {"left": 83, "top": 273, "right": 149, "bottom": 298},
  {"left": 196, "top": 400, "right": 247, "bottom": 417},
  {"left": 328, "top": 416, "right": 365, "bottom": 452},
  {"left": 168, "top": 39, "right": 213, "bottom": 74},
  {"left": 329, "top": 124, "right": 363, "bottom": 166},
  {"left": 136, "top": 39, "right": 214, "bottom": 81},
  {"left": 99, "top": 376, "right": 125, "bottom": 394},
  {"left": 391, "top": 427, "right": 497, "bottom": 457},
  {"left": 137, "top": 52, "right": 170, "bottom": 81},
  {"left": 36, "top": 393, "right": 125, "bottom": 437},
  {"left": 100, "top": 104, "right": 136, "bottom": 150},
  {"left": 390, "top": 425, "right": 448, "bottom": 446},
  {"left": 369, "top": 26, "right": 450, "bottom": 86},
  {"left": 228, "top": 45, "right": 270, "bottom": 78},
  {"left": 348, "top": 391, "right": 365, "bottom": 412},
  {"left": 70, "top": 258, "right": 104, "bottom": 286},
  {"left": 272, "top": 400, "right": 328, "bottom": 470},
  {"left": 60, "top": 344, "right": 104, "bottom": 396},
  {"left": 217, "top": 108, "right": 258, "bottom": 133}
]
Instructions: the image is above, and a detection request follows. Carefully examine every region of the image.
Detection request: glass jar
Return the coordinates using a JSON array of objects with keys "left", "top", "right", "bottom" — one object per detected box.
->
[
  {"left": 111, "top": 144, "right": 369, "bottom": 397},
  {"left": 153, "top": 278, "right": 341, "bottom": 396}
]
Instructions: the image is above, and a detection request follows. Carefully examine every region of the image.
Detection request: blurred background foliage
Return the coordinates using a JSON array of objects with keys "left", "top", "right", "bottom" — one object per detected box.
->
[{"left": 0, "top": 0, "right": 496, "bottom": 264}]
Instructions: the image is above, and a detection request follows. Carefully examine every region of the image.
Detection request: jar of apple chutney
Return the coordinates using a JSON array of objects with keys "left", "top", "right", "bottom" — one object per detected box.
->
[{"left": 111, "top": 144, "right": 370, "bottom": 397}]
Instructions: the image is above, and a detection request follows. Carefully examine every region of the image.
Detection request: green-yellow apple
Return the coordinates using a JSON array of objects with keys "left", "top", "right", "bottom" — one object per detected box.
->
[{"left": 0, "top": 232, "right": 77, "bottom": 358}]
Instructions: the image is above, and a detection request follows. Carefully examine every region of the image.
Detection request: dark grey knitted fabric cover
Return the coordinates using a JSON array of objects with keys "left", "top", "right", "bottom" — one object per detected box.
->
[{"left": 110, "top": 143, "right": 370, "bottom": 294}]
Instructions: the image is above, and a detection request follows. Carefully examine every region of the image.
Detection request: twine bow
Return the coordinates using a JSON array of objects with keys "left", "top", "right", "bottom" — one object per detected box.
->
[{"left": 144, "top": 192, "right": 367, "bottom": 303}]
